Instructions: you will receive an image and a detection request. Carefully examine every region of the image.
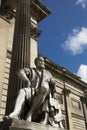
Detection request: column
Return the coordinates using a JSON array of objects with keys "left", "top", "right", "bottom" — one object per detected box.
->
[
  {"left": 63, "top": 88, "right": 73, "bottom": 130},
  {"left": 62, "top": 68, "right": 73, "bottom": 129},
  {"left": 84, "top": 89, "right": 87, "bottom": 128},
  {"left": 6, "top": 0, "right": 31, "bottom": 115},
  {"left": 80, "top": 97, "right": 87, "bottom": 129}
]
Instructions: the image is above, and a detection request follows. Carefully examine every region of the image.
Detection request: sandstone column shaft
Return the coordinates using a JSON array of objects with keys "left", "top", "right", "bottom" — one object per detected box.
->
[{"left": 6, "top": 0, "right": 31, "bottom": 115}]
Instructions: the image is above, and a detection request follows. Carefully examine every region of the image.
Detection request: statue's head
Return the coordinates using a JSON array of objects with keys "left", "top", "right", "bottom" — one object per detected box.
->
[{"left": 34, "top": 56, "right": 45, "bottom": 69}]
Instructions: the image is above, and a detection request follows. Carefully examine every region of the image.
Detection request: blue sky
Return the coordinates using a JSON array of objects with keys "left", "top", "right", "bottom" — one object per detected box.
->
[{"left": 38, "top": 0, "right": 87, "bottom": 83}]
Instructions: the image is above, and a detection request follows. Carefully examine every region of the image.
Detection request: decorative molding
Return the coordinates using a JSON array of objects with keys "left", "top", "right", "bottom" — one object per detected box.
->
[
  {"left": 0, "top": 0, "right": 51, "bottom": 22},
  {"left": 72, "top": 113, "right": 85, "bottom": 120},
  {"left": 0, "top": 5, "right": 16, "bottom": 20},
  {"left": 71, "top": 98, "right": 81, "bottom": 110},
  {"left": 30, "top": 25, "right": 41, "bottom": 40},
  {"left": 31, "top": 0, "right": 51, "bottom": 22}
]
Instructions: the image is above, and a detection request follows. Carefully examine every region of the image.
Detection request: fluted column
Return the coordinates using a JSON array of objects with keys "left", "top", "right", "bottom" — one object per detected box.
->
[
  {"left": 80, "top": 97, "right": 87, "bottom": 129},
  {"left": 6, "top": 0, "right": 31, "bottom": 115},
  {"left": 63, "top": 88, "right": 72, "bottom": 129}
]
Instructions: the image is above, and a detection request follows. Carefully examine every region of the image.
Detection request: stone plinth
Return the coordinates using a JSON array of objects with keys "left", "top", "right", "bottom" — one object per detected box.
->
[{"left": 0, "top": 119, "right": 67, "bottom": 130}]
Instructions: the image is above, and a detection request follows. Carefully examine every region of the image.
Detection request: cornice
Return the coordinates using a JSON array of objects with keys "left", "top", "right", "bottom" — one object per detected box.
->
[
  {"left": 0, "top": 0, "right": 51, "bottom": 22},
  {"left": 31, "top": 0, "right": 51, "bottom": 22}
]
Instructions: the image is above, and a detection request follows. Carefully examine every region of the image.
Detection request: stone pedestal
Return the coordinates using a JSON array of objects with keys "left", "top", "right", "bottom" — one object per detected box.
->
[{"left": 0, "top": 119, "right": 67, "bottom": 130}]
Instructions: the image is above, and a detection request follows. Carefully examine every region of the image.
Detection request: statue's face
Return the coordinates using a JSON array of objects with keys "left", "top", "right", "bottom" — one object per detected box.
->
[{"left": 36, "top": 57, "right": 45, "bottom": 69}]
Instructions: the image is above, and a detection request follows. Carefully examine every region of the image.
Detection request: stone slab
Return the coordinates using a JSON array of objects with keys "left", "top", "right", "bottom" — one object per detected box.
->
[{"left": 0, "top": 118, "right": 67, "bottom": 130}]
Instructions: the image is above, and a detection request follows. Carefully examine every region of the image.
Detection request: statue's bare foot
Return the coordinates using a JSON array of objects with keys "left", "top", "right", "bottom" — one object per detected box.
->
[
  {"left": 26, "top": 116, "right": 31, "bottom": 122},
  {"left": 3, "top": 115, "right": 12, "bottom": 121},
  {"left": 3, "top": 115, "right": 18, "bottom": 121}
]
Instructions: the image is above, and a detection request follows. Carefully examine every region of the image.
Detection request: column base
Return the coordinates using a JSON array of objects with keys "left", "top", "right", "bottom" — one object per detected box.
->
[{"left": 0, "top": 118, "right": 68, "bottom": 130}]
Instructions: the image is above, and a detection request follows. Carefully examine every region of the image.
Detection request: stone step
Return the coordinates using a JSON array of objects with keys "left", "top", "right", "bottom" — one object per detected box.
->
[{"left": 0, "top": 118, "right": 68, "bottom": 130}]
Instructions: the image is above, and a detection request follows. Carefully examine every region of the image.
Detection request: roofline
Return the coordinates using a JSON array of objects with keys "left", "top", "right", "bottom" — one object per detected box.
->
[
  {"left": 43, "top": 56, "right": 87, "bottom": 89},
  {"left": 33, "top": 0, "right": 51, "bottom": 16}
]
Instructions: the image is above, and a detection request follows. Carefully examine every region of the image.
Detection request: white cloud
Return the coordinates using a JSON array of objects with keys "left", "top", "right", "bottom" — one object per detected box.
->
[
  {"left": 62, "top": 27, "right": 87, "bottom": 55},
  {"left": 75, "top": 0, "right": 87, "bottom": 8},
  {"left": 77, "top": 64, "right": 87, "bottom": 83}
]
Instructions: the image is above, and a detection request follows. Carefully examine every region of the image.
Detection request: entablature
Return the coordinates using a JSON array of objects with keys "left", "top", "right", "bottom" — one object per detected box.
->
[{"left": 0, "top": 0, "right": 51, "bottom": 22}]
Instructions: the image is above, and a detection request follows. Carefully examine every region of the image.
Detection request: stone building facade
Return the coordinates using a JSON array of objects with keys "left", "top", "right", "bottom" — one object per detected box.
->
[
  {"left": 0, "top": 0, "right": 87, "bottom": 130},
  {"left": 45, "top": 58, "right": 87, "bottom": 130}
]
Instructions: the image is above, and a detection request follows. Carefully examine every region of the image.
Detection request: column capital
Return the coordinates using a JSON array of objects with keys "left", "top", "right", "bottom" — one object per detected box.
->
[{"left": 63, "top": 88, "right": 71, "bottom": 96}]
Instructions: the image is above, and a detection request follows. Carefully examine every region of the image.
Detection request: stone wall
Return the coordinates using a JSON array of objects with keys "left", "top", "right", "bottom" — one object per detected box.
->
[
  {"left": 52, "top": 69, "right": 86, "bottom": 130},
  {"left": 0, "top": 18, "right": 10, "bottom": 121}
]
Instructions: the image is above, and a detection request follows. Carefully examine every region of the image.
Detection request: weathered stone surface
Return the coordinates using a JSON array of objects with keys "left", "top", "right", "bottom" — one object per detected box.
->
[{"left": 0, "top": 119, "right": 67, "bottom": 130}]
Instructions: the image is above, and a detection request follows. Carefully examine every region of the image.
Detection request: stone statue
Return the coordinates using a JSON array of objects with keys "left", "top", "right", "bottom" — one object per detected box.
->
[{"left": 4, "top": 56, "right": 64, "bottom": 128}]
